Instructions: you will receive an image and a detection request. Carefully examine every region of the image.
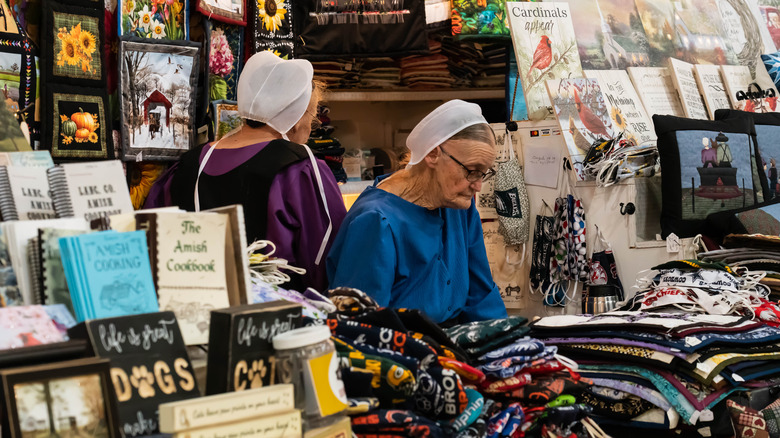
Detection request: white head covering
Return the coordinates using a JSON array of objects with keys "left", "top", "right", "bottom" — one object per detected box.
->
[
  {"left": 406, "top": 99, "right": 488, "bottom": 166},
  {"left": 237, "top": 51, "right": 314, "bottom": 138}
]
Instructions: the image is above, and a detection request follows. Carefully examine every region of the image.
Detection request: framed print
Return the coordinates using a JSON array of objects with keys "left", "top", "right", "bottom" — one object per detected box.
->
[
  {"left": 206, "top": 19, "right": 243, "bottom": 102},
  {"left": 211, "top": 99, "right": 238, "bottom": 141},
  {"left": 119, "top": 37, "right": 200, "bottom": 161},
  {"left": 40, "top": 1, "right": 105, "bottom": 88},
  {"left": 44, "top": 85, "right": 113, "bottom": 160},
  {"left": 118, "top": 0, "right": 190, "bottom": 40},
  {"left": 0, "top": 339, "right": 87, "bottom": 369},
  {"left": 0, "top": 357, "right": 120, "bottom": 438},
  {"left": 197, "top": 0, "right": 245, "bottom": 26}
]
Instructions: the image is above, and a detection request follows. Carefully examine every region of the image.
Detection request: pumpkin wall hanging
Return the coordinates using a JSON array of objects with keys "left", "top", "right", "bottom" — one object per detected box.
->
[{"left": 44, "top": 84, "right": 114, "bottom": 159}]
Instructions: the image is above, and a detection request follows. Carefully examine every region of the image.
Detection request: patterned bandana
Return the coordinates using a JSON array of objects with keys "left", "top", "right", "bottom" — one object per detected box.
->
[
  {"left": 328, "top": 287, "right": 380, "bottom": 316},
  {"left": 351, "top": 409, "right": 447, "bottom": 438},
  {"left": 449, "top": 388, "right": 484, "bottom": 433},
  {"left": 655, "top": 268, "right": 742, "bottom": 293}
]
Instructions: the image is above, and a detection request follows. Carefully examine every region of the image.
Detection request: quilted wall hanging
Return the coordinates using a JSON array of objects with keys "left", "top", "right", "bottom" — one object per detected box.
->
[
  {"left": 249, "top": 0, "right": 293, "bottom": 58},
  {"left": 211, "top": 99, "right": 237, "bottom": 140},
  {"left": 206, "top": 19, "right": 243, "bottom": 102},
  {"left": 197, "top": 0, "right": 245, "bottom": 25},
  {"left": 118, "top": 37, "right": 200, "bottom": 161},
  {"left": 653, "top": 114, "right": 768, "bottom": 238},
  {"left": 41, "top": 1, "right": 106, "bottom": 87},
  {"left": 118, "top": 0, "right": 190, "bottom": 40},
  {"left": 44, "top": 84, "right": 113, "bottom": 159},
  {"left": 0, "top": 0, "right": 35, "bottom": 145}
]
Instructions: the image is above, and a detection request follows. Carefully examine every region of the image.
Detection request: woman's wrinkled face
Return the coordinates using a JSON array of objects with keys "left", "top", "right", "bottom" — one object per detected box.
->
[{"left": 433, "top": 138, "right": 495, "bottom": 209}]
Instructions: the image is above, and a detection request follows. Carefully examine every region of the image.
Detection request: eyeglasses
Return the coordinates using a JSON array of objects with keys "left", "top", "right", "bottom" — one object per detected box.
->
[{"left": 440, "top": 146, "right": 496, "bottom": 183}]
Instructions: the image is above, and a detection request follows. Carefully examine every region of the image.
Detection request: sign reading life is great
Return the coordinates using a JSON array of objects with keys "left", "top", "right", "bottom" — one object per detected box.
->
[{"left": 68, "top": 312, "right": 200, "bottom": 437}]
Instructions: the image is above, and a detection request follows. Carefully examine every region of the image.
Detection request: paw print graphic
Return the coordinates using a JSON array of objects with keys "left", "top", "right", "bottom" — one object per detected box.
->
[
  {"left": 247, "top": 360, "right": 267, "bottom": 389},
  {"left": 130, "top": 366, "right": 156, "bottom": 398}
]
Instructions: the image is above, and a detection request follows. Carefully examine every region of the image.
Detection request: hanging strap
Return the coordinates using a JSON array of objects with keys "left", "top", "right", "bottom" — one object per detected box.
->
[
  {"left": 193, "top": 141, "right": 219, "bottom": 212},
  {"left": 303, "top": 143, "right": 333, "bottom": 266}
]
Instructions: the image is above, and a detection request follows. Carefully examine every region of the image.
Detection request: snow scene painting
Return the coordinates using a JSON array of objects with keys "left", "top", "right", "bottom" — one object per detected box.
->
[{"left": 120, "top": 41, "right": 199, "bottom": 160}]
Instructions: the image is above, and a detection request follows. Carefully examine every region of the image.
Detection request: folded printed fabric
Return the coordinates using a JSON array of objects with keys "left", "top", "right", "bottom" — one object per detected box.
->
[
  {"left": 480, "top": 373, "right": 532, "bottom": 394},
  {"left": 414, "top": 367, "right": 467, "bottom": 420},
  {"left": 353, "top": 308, "right": 410, "bottom": 333},
  {"left": 439, "top": 357, "right": 484, "bottom": 383},
  {"left": 477, "top": 337, "right": 545, "bottom": 363},
  {"left": 652, "top": 259, "right": 736, "bottom": 274},
  {"left": 329, "top": 318, "right": 438, "bottom": 365},
  {"left": 446, "top": 316, "right": 528, "bottom": 349},
  {"left": 347, "top": 397, "right": 381, "bottom": 415},
  {"left": 727, "top": 400, "right": 770, "bottom": 438},
  {"left": 328, "top": 287, "right": 380, "bottom": 316},
  {"left": 450, "top": 388, "right": 484, "bottom": 433},
  {"left": 396, "top": 309, "right": 469, "bottom": 361},
  {"left": 486, "top": 402, "right": 523, "bottom": 438},
  {"left": 399, "top": 54, "right": 449, "bottom": 69},
  {"left": 579, "top": 389, "right": 657, "bottom": 420},
  {"left": 457, "top": 398, "right": 496, "bottom": 438},
  {"left": 503, "top": 374, "right": 593, "bottom": 407},
  {"left": 337, "top": 335, "right": 421, "bottom": 372},
  {"left": 337, "top": 350, "right": 417, "bottom": 404},
  {"left": 351, "top": 409, "right": 446, "bottom": 438},
  {"left": 478, "top": 347, "right": 558, "bottom": 379},
  {"left": 342, "top": 367, "right": 379, "bottom": 398}
]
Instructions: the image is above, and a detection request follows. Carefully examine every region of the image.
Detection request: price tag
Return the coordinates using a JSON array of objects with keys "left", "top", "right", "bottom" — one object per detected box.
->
[{"left": 666, "top": 232, "right": 681, "bottom": 253}]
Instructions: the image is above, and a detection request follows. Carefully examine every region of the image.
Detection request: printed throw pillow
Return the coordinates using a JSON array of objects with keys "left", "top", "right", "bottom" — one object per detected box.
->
[
  {"left": 653, "top": 114, "right": 768, "bottom": 238},
  {"left": 727, "top": 399, "right": 769, "bottom": 438},
  {"left": 761, "top": 398, "right": 780, "bottom": 438}
]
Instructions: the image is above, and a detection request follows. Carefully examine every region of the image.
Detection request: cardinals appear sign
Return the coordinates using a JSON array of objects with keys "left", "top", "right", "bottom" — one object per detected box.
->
[{"left": 506, "top": 2, "right": 584, "bottom": 121}]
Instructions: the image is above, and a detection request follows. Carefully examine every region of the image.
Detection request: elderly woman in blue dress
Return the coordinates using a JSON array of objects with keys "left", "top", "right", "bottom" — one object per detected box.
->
[{"left": 327, "top": 100, "right": 507, "bottom": 324}]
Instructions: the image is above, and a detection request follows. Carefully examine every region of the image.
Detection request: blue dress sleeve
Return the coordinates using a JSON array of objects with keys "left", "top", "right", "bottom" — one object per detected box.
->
[
  {"left": 326, "top": 210, "right": 397, "bottom": 307},
  {"left": 462, "top": 203, "right": 508, "bottom": 322}
]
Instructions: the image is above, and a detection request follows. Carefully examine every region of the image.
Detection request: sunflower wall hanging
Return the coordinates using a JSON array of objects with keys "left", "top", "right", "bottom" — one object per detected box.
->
[
  {"left": 249, "top": 0, "right": 293, "bottom": 59},
  {"left": 118, "top": 0, "right": 190, "bottom": 40},
  {"left": 41, "top": 2, "right": 106, "bottom": 87}
]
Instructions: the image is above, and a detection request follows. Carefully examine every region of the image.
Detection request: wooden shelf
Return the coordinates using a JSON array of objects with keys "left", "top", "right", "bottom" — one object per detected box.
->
[{"left": 326, "top": 88, "right": 505, "bottom": 102}]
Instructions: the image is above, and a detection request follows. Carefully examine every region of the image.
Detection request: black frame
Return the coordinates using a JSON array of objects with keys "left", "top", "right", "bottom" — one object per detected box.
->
[
  {"left": 0, "top": 357, "right": 120, "bottom": 438},
  {"left": 118, "top": 36, "right": 201, "bottom": 161},
  {"left": 43, "top": 84, "right": 114, "bottom": 160}
]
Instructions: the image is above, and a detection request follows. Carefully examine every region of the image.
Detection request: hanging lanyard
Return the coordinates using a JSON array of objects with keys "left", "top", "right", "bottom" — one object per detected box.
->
[{"left": 192, "top": 140, "right": 333, "bottom": 266}]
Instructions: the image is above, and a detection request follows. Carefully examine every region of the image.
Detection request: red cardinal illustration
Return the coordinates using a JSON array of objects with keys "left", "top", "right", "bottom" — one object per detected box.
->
[
  {"left": 527, "top": 35, "right": 552, "bottom": 80},
  {"left": 768, "top": 96, "right": 778, "bottom": 111},
  {"left": 574, "top": 88, "right": 610, "bottom": 139}
]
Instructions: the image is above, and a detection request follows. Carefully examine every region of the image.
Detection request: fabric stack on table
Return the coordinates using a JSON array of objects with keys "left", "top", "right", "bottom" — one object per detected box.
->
[
  {"left": 399, "top": 41, "right": 454, "bottom": 89},
  {"left": 359, "top": 58, "right": 402, "bottom": 88},
  {"left": 700, "top": 234, "right": 780, "bottom": 300},
  {"left": 322, "top": 288, "right": 606, "bottom": 438},
  {"left": 472, "top": 45, "right": 507, "bottom": 88},
  {"left": 311, "top": 60, "right": 361, "bottom": 88}
]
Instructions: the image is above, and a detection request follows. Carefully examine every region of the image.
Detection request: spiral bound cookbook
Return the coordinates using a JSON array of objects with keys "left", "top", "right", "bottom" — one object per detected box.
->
[{"left": 47, "top": 161, "right": 133, "bottom": 222}]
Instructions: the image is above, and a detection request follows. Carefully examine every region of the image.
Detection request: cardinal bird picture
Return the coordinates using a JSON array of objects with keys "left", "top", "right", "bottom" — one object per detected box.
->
[
  {"left": 527, "top": 35, "right": 553, "bottom": 81},
  {"left": 573, "top": 87, "right": 611, "bottom": 140}
]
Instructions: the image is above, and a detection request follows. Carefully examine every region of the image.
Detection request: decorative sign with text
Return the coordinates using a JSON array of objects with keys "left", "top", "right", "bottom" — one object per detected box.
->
[
  {"left": 68, "top": 312, "right": 200, "bottom": 437},
  {"left": 206, "top": 301, "right": 302, "bottom": 395}
]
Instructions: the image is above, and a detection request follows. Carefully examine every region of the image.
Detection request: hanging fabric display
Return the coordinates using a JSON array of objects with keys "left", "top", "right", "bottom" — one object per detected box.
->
[
  {"left": 250, "top": 0, "right": 294, "bottom": 58},
  {"left": 206, "top": 19, "right": 244, "bottom": 102},
  {"left": 494, "top": 126, "right": 530, "bottom": 246},
  {"left": 547, "top": 159, "right": 587, "bottom": 306},
  {"left": 450, "top": 0, "right": 510, "bottom": 39},
  {"left": 529, "top": 201, "right": 554, "bottom": 293},
  {"left": 587, "top": 225, "right": 624, "bottom": 301},
  {"left": 0, "top": 0, "right": 35, "bottom": 146}
]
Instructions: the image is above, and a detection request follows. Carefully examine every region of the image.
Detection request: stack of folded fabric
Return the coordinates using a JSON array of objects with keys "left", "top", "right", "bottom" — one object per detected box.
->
[
  {"left": 399, "top": 40, "right": 454, "bottom": 89},
  {"left": 311, "top": 59, "right": 361, "bottom": 88},
  {"left": 441, "top": 37, "right": 480, "bottom": 87},
  {"left": 359, "top": 58, "right": 402, "bottom": 88},
  {"left": 473, "top": 44, "right": 507, "bottom": 88},
  {"left": 308, "top": 105, "right": 347, "bottom": 183},
  {"left": 700, "top": 234, "right": 780, "bottom": 300},
  {"left": 532, "top": 293, "right": 780, "bottom": 436},
  {"left": 320, "top": 288, "right": 606, "bottom": 438}
]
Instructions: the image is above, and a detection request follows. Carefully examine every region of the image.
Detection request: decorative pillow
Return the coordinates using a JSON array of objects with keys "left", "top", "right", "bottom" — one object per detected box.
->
[
  {"left": 653, "top": 114, "right": 768, "bottom": 238},
  {"left": 761, "top": 398, "right": 780, "bottom": 438},
  {"left": 44, "top": 84, "right": 113, "bottom": 160},
  {"left": 117, "top": 38, "right": 200, "bottom": 161},
  {"left": 40, "top": 1, "right": 106, "bottom": 88},
  {"left": 716, "top": 110, "right": 780, "bottom": 203},
  {"left": 706, "top": 200, "right": 780, "bottom": 240},
  {"left": 197, "top": 0, "right": 245, "bottom": 26},
  {"left": 763, "top": 51, "right": 780, "bottom": 90},
  {"left": 727, "top": 399, "right": 769, "bottom": 438}
]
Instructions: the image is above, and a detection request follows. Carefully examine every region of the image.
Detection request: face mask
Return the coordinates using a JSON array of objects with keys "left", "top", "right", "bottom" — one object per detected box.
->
[
  {"left": 494, "top": 128, "right": 530, "bottom": 246},
  {"left": 655, "top": 269, "right": 741, "bottom": 293},
  {"left": 530, "top": 203, "right": 555, "bottom": 292},
  {"left": 588, "top": 225, "right": 624, "bottom": 301}
]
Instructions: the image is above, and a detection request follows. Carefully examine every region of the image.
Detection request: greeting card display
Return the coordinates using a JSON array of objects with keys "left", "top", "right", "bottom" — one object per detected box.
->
[
  {"left": 206, "top": 301, "right": 302, "bottom": 395},
  {"left": 44, "top": 85, "right": 113, "bottom": 160},
  {"left": 506, "top": 2, "right": 583, "bottom": 121},
  {"left": 584, "top": 69, "right": 656, "bottom": 145},
  {"left": 41, "top": 1, "right": 106, "bottom": 87},
  {"left": 694, "top": 64, "right": 733, "bottom": 120},
  {"left": 627, "top": 67, "right": 685, "bottom": 118},
  {"left": 668, "top": 58, "right": 709, "bottom": 120},
  {"left": 118, "top": 38, "right": 200, "bottom": 161},
  {"left": 68, "top": 312, "right": 200, "bottom": 436}
]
